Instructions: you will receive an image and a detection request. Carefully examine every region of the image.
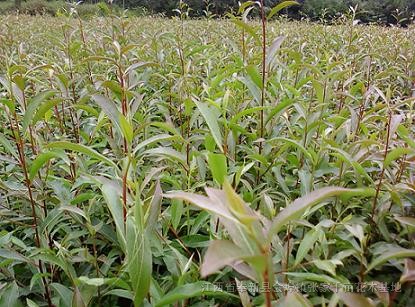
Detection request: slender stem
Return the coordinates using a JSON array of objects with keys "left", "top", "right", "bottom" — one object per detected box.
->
[
  {"left": 371, "top": 112, "right": 392, "bottom": 219},
  {"left": 261, "top": 246, "right": 272, "bottom": 307},
  {"left": 78, "top": 17, "right": 94, "bottom": 84},
  {"left": 255, "top": 0, "right": 267, "bottom": 186},
  {"left": 10, "top": 108, "right": 53, "bottom": 307},
  {"left": 259, "top": 0, "right": 266, "bottom": 154},
  {"left": 283, "top": 224, "right": 291, "bottom": 294},
  {"left": 314, "top": 80, "right": 327, "bottom": 143},
  {"left": 64, "top": 29, "right": 81, "bottom": 144}
]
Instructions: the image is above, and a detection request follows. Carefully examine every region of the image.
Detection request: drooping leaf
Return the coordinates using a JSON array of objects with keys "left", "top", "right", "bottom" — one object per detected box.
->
[
  {"left": 268, "top": 187, "right": 375, "bottom": 240},
  {"left": 395, "top": 216, "right": 415, "bottom": 228},
  {"left": 155, "top": 282, "right": 237, "bottom": 307},
  {"left": 164, "top": 191, "right": 239, "bottom": 224},
  {"left": 274, "top": 292, "right": 313, "bottom": 307},
  {"left": 400, "top": 259, "right": 415, "bottom": 284},
  {"left": 22, "top": 90, "right": 56, "bottom": 132},
  {"left": 29, "top": 151, "right": 64, "bottom": 181},
  {"left": 201, "top": 240, "right": 246, "bottom": 277},
  {"left": 268, "top": 1, "right": 299, "bottom": 19},
  {"left": 133, "top": 134, "right": 176, "bottom": 155},
  {"left": 32, "top": 98, "right": 63, "bottom": 126},
  {"left": 46, "top": 141, "right": 118, "bottom": 169},
  {"left": 384, "top": 147, "right": 414, "bottom": 168},
  {"left": 337, "top": 291, "right": 375, "bottom": 307},
  {"left": 366, "top": 247, "right": 415, "bottom": 273}
]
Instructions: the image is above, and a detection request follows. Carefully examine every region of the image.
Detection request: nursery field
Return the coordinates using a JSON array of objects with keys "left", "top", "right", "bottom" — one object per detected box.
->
[{"left": 0, "top": 12, "right": 414, "bottom": 307}]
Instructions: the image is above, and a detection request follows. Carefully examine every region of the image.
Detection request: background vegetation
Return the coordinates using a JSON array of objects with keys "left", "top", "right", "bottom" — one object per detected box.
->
[
  {"left": 0, "top": 0, "right": 414, "bottom": 306},
  {"left": 0, "top": 0, "right": 415, "bottom": 25}
]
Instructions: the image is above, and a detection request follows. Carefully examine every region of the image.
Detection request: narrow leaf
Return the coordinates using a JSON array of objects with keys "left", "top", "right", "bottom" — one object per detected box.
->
[
  {"left": 366, "top": 247, "right": 415, "bottom": 273},
  {"left": 268, "top": 1, "right": 299, "bottom": 19},
  {"left": 268, "top": 187, "right": 374, "bottom": 240},
  {"left": 194, "top": 99, "right": 223, "bottom": 152},
  {"left": 46, "top": 141, "right": 118, "bottom": 169},
  {"left": 155, "top": 282, "right": 237, "bottom": 307},
  {"left": 201, "top": 240, "right": 246, "bottom": 277},
  {"left": 164, "top": 191, "right": 239, "bottom": 224},
  {"left": 207, "top": 153, "right": 227, "bottom": 185}
]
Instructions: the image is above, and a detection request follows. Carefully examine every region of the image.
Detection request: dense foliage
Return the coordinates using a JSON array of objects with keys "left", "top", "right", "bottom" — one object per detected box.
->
[
  {"left": 0, "top": 0, "right": 415, "bottom": 25},
  {"left": 0, "top": 3, "right": 415, "bottom": 306}
]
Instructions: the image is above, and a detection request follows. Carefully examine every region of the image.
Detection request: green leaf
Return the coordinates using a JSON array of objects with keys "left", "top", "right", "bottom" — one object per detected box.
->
[
  {"left": 313, "top": 260, "right": 337, "bottom": 276},
  {"left": 207, "top": 153, "right": 227, "bottom": 185},
  {"left": 384, "top": 147, "right": 414, "bottom": 168},
  {"left": 29, "top": 151, "right": 63, "bottom": 181},
  {"left": 237, "top": 1, "right": 255, "bottom": 14},
  {"left": 22, "top": 90, "right": 56, "bottom": 132},
  {"left": 269, "top": 137, "right": 315, "bottom": 164},
  {"left": 125, "top": 61, "right": 157, "bottom": 75},
  {"left": 0, "top": 281, "right": 21, "bottom": 307},
  {"left": 170, "top": 199, "right": 183, "bottom": 230},
  {"left": 246, "top": 65, "right": 262, "bottom": 89},
  {"left": 268, "top": 187, "right": 375, "bottom": 241},
  {"left": 312, "top": 80, "right": 325, "bottom": 103},
  {"left": 103, "top": 289, "right": 133, "bottom": 300},
  {"left": 155, "top": 282, "right": 237, "bottom": 307},
  {"left": 0, "top": 249, "right": 29, "bottom": 263},
  {"left": 265, "top": 98, "right": 295, "bottom": 125},
  {"left": 201, "top": 240, "right": 246, "bottom": 277},
  {"left": 366, "top": 247, "right": 415, "bottom": 273},
  {"left": 395, "top": 216, "right": 415, "bottom": 228},
  {"left": 327, "top": 146, "right": 373, "bottom": 185},
  {"left": 143, "top": 147, "right": 186, "bottom": 166},
  {"left": 119, "top": 113, "right": 134, "bottom": 145},
  {"left": 266, "top": 36, "right": 285, "bottom": 68},
  {"left": 101, "top": 183, "right": 126, "bottom": 251},
  {"left": 336, "top": 291, "right": 375, "bottom": 307},
  {"left": 284, "top": 272, "right": 341, "bottom": 284},
  {"left": 78, "top": 277, "right": 106, "bottom": 287},
  {"left": 0, "top": 134, "right": 19, "bottom": 159},
  {"left": 274, "top": 292, "right": 312, "bottom": 307},
  {"left": 294, "top": 227, "right": 320, "bottom": 266},
  {"left": 194, "top": 99, "right": 223, "bottom": 152},
  {"left": 46, "top": 141, "right": 118, "bottom": 170},
  {"left": 268, "top": 1, "right": 299, "bottom": 19},
  {"left": 26, "top": 299, "right": 39, "bottom": 307},
  {"left": 230, "top": 106, "right": 269, "bottom": 127},
  {"left": 146, "top": 181, "right": 163, "bottom": 231},
  {"left": 397, "top": 125, "right": 415, "bottom": 148},
  {"left": 230, "top": 18, "right": 260, "bottom": 44},
  {"left": 126, "top": 201, "right": 152, "bottom": 306},
  {"left": 32, "top": 98, "right": 63, "bottom": 126},
  {"left": 0, "top": 98, "right": 15, "bottom": 112},
  {"left": 59, "top": 205, "right": 87, "bottom": 220},
  {"left": 133, "top": 134, "right": 176, "bottom": 154},
  {"left": 91, "top": 94, "right": 124, "bottom": 140},
  {"left": 164, "top": 190, "right": 240, "bottom": 224}
]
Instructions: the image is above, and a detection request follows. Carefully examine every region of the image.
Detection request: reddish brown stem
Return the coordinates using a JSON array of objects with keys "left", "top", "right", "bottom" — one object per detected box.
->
[
  {"left": 9, "top": 110, "right": 53, "bottom": 307},
  {"left": 371, "top": 112, "right": 392, "bottom": 219}
]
